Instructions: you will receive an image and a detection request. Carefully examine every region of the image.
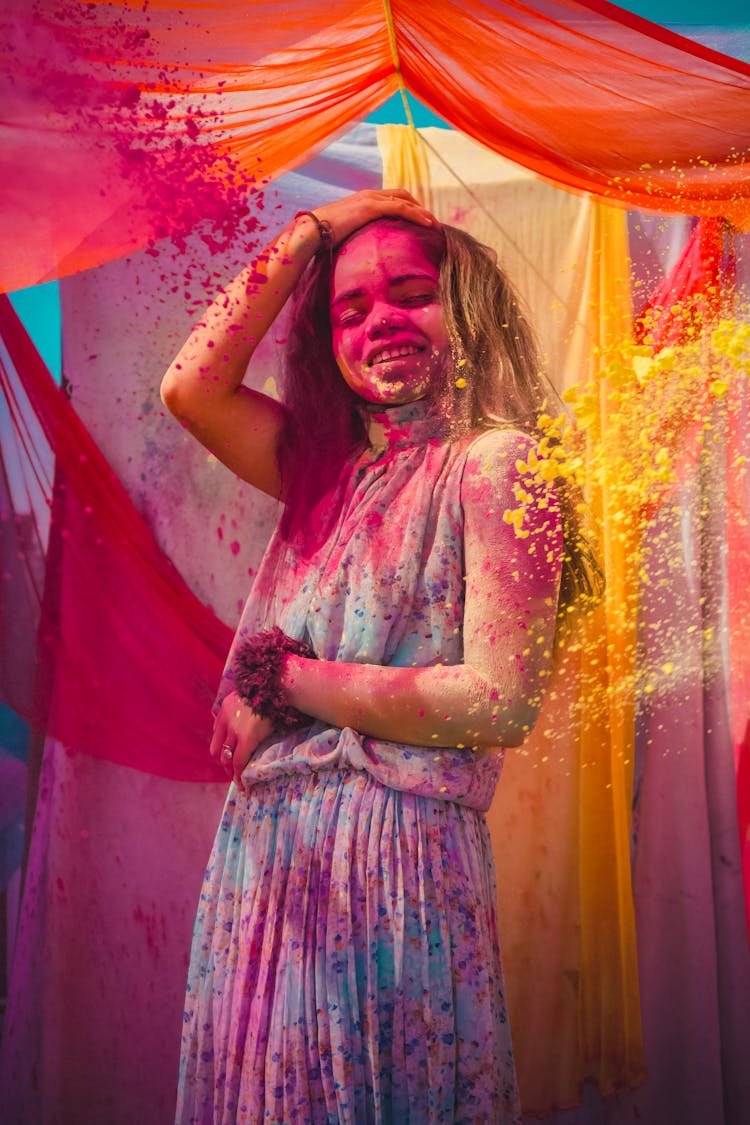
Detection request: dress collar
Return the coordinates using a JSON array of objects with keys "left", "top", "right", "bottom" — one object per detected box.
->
[{"left": 365, "top": 399, "right": 446, "bottom": 452}]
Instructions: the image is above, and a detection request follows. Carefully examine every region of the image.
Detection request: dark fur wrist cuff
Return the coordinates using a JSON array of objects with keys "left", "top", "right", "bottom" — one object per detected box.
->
[{"left": 234, "top": 627, "right": 316, "bottom": 731}]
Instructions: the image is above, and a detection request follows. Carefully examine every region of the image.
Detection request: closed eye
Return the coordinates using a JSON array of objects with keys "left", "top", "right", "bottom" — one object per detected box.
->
[
  {"left": 400, "top": 293, "right": 438, "bottom": 305},
  {"left": 337, "top": 310, "right": 365, "bottom": 326}
]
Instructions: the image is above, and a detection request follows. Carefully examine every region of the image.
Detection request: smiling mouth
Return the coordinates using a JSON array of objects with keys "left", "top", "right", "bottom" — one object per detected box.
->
[{"left": 367, "top": 345, "right": 424, "bottom": 367}]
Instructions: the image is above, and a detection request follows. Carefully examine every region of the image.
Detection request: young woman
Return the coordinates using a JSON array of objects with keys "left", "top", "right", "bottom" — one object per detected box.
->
[{"left": 162, "top": 189, "right": 594, "bottom": 1124}]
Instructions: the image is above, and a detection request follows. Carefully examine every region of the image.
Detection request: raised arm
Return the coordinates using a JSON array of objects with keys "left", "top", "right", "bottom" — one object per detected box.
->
[
  {"left": 160, "top": 191, "right": 438, "bottom": 498},
  {"left": 160, "top": 217, "right": 318, "bottom": 498}
]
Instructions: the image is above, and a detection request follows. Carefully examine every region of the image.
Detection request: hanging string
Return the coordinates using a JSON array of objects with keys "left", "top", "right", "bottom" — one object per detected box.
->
[{"left": 381, "top": 0, "right": 417, "bottom": 133}]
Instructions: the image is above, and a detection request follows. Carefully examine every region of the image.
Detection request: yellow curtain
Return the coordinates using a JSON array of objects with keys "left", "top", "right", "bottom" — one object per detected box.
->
[
  {"left": 379, "top": 124, "right": 644, "bottom": 1111},
  {"left": 380, "top": 123, "right": 433, "bottom": 208},
  {"left": 574, "top": 203, "right": 644, "bottom": 1087}
]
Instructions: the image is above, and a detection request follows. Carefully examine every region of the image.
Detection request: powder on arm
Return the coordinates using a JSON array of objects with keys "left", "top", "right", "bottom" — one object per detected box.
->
[{"left": 460, "top": 428, "right": 563, "bottom": 745}]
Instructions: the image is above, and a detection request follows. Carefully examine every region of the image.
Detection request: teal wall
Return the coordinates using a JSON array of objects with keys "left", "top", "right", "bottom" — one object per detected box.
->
[{"left": 9, "top": 282, "right": 61, "bottom": 384}]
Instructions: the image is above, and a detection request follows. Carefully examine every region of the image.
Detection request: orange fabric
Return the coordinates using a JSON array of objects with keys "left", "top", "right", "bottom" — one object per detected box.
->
[
  {"left": 396, "top": 0, "right": 750, "bottom": 226},
  {"left": 573, "top": 202, "right": 644, "bottom": 1092},
  {"left": 2, "top": 0, "right": 750, "bottom": 291}
]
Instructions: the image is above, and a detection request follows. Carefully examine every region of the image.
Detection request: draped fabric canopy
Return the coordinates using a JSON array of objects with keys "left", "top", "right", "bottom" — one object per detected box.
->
[{"left": 2, "top": 0, "right": 750, "bottom": 294}]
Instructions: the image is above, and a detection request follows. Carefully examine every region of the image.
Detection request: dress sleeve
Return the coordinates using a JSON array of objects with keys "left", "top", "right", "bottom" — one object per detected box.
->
[{"left": 460, "top": 428, "right": 563, "bottom": 745}]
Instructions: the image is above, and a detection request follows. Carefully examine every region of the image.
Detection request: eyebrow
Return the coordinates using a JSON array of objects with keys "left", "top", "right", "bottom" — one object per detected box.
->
[{"left": 330, "top": 273, "right": 439, "bottom": 309}]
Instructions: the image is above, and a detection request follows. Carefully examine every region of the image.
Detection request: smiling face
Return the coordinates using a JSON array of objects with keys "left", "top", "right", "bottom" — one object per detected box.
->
[{"left": 329, "top": 221, "right": 451, "bottom": 406}]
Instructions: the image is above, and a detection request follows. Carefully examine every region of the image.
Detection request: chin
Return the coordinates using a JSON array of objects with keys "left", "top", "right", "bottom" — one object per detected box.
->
[
  {"left": 360, "top": 387, "right": 428, "bottom": 407},
  {"left": 354, "top": 372, "right": 439, "bottom": 406},
  {"left": 338, "top": 355, "right": 446, "bottom": 407}
]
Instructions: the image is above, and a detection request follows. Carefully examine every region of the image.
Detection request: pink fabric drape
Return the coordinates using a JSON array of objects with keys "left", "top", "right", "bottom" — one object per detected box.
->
[
  {"left": 629, "top": 217, "right": 750, "bottom": 917},
  {"left": 0, "top": 741, "right": 226, "bottom": 1125},
  {"left": 634, "top": 217, "right": 731, "bottom": 527},
  {"left": 727, "top": 368, "right": 750, "bottom": 938},
  {"left": 0, "top": 296, "right": 230, "bottom": 780}
]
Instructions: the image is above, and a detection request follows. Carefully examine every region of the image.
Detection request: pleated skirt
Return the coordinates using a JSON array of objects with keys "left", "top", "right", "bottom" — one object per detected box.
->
[{"left": 175, "top": 768, "right": 521, "bottom": 1125}]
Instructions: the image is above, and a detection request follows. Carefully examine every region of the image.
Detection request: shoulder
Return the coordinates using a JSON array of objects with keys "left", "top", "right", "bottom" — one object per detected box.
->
[
  {"left": 460, "top": 426, "right": 562, "bottom": 548},
  {"left": 465, "top": 426, "right": 535, "bottom": 461},
  {"left": 460, "top": 427, "right": 535, "bottom": 504}
]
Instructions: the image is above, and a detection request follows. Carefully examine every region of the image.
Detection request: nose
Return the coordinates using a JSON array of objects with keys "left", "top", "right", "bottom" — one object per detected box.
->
[{"left": 364, "top": 298, "right": 408, "bottom": 339}]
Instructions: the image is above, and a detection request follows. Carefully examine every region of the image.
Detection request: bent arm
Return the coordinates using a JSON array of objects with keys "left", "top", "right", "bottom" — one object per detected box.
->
[
  {"left": 282, "top": 431, "right": 563, "bottom": 749},
  {"left": 160, "top": 218, "right": 321, "bottom": 498}
]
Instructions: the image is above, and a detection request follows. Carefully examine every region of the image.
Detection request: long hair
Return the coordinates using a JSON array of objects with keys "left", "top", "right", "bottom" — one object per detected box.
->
[{"left": 277, "top": 218, "right": 603, "bottom": 617}]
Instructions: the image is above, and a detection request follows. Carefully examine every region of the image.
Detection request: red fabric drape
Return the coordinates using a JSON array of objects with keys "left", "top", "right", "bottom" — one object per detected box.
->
[
  {"left": 0, "top": 295, "right": 230, "bottom": 780},
  {"left": 635, "top": 217, "right": 726, "bottom": 351},
  {"left": 2, "top": 0, "right": 749, "bottom": 292}
]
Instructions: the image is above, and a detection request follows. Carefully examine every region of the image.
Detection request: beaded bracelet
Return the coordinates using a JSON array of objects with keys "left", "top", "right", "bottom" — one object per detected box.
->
[
  {"left": 294, "top": 209, "right": 334, "bottom": 252},
  {"left": 234, "top": 627, "right": 317, "bottom": 731}
]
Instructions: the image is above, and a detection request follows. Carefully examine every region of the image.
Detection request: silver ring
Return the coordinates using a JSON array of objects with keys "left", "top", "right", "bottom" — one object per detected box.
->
[{"left": 222, "top": 745, "right": 234, "bottom": 760}]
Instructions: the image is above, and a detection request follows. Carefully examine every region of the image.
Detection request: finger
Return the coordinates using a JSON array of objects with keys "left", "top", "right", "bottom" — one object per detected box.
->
[
  {"left": 210, "top": 714, "right": 234, "bottom": 761},
  {"left": 211, "top": 722, "right": 237, "bottom": 775},
  {"left": 232, "top": 741, "right": 254, "bottom": 792},
  {"left": 376, "top": 188, "right": 419, "bottom": 202},
  {"left": 209, "top": 721, "right": 226, "bottom": 760},
  {"left": 221, "top": 743, "right": 236, "bottom": 778},
  {"left": 377, "top": 193, "right": 438, "bottom": 227}
]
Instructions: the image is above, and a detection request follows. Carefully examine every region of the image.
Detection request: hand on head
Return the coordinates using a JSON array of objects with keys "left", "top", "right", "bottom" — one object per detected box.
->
[{"left": 311, "top": 189, "right": 439, "bottom": 249}]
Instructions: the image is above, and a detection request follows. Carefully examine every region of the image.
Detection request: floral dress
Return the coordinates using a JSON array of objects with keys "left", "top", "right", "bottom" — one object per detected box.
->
[{"left": 176, "top": 401, "right": 523, "bottom": 1125}]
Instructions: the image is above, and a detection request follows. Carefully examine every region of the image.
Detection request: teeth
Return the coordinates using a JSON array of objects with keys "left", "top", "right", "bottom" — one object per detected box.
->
[{"left": 369, "top": 346, "right": 421, "bottom": 366}]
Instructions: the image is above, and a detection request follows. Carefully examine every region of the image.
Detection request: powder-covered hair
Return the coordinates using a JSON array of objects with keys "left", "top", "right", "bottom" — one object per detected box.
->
[{"left": 277, "top": 218, "right": 603, "bottom": 618}]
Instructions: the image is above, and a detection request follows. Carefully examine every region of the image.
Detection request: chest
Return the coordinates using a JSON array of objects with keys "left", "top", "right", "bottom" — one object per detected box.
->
[{"left": 305, "top": 444, "right": 468, "bottom": 665}]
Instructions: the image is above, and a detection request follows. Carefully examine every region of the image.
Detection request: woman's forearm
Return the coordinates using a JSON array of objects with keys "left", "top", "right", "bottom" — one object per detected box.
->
[
  {"left": 278, "top": 429, "right": 560, "bottom": 753},
  {"left": 282, "top": 656, "right": 543, "bottom": 750},
  {"left": 161, "top": 216, "right": 321, "bottom": 406},
  {"left": 159, "top": 216, "right": 324, "bottom": 493}
]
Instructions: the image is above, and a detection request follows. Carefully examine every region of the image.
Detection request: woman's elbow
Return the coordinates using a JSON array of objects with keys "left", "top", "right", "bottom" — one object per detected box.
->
[
  {"left": 160, "top": 369, "right": 200, "bottom": 428},
  {"left": 160, "top": 369, "right": 182, "bottom": 415},
  {"left": 476, "top": 695, "right": 544, "bottom": 750},
  {"left": 457, "top": 665, "right": 545, "bottom": 750}
]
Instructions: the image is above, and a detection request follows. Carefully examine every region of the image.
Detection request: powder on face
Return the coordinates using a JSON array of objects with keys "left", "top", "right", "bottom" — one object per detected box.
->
[{"left": 329, "top": 222, "right": 451, "bottom": 407}]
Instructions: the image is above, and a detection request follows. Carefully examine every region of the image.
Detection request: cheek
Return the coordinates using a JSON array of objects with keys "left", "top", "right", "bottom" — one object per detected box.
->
[
  {"left": 429, "top": 314, "right": 451, "bottom": 355},
  {"left": 331, "top": 328, "right": 347, "bottom": 367},
  {"left": 331, "top": 330, "right": 360, "bottom": 383}
]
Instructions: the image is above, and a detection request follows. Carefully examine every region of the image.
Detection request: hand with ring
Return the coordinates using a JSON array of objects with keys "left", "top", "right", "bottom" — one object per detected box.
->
[{"left": 209, "top": 692, "right": 274, "bottom": 793}]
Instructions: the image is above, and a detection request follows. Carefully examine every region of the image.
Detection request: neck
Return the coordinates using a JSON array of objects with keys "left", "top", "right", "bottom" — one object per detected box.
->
[{"left": 364, "top": 398, "right": 443, "bottom": 450}]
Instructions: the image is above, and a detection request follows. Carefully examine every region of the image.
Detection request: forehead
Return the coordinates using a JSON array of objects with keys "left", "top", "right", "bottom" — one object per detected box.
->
[{"left": 331, "top": 223, "right": 439, "bottom": 295}]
